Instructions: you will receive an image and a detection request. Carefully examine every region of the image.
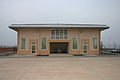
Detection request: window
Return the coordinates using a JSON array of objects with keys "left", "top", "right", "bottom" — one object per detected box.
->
[
  {"left": 51, "top": 29, "right": 68, "bottom": 39},
  {"left": 93, "top": 38, "right": 98, "bottom": 49},
  {"left": 41, "top": 38, "right": 46, "bottom": 49},
  {"left": 51, "top": 30, "right": 55, "bottom": 39},
  {"left": 21, "top": 38, "right": 26, "bottom": 49},
  {"left": 64, "top": 30, "right": 68, "bottom": 39},
  {"left": 72, "top": 38, "right": 78, "bottom": 49},
  {"left": 56, "top": 30, "right": 59, "bottom": 39},
  {"left": 60, "top": 30, "right": 63, "bottom": 39}
]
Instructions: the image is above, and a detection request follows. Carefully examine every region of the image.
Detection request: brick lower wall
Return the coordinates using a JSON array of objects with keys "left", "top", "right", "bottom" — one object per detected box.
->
[{"left": 0, "top": 47, "right": 17, "bottom": 53}]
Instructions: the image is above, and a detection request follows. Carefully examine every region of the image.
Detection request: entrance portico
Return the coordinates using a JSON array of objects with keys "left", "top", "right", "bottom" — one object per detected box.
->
[{"left": 50, "top": 42, "right": 69, "bottom": 54}]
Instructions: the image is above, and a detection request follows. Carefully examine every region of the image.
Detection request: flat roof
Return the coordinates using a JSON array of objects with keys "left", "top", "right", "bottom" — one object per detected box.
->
[{"left": 9, "top": 24, "right": 109, "bottom": 30}]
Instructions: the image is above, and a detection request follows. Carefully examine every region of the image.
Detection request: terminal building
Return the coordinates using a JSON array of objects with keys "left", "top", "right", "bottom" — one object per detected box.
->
[{"left": 9, "top": 24, "right": 109, "bottom": 56}]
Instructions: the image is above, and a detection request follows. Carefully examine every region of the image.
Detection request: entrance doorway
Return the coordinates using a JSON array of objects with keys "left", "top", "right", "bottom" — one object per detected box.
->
[
  {"left": 82, "top": 41, "right": 88, "bottom": 54},
  {"left": 31, "top": 42, "right": 37, "bottom": 54},
  {"left": 50, "top": 42, "right": 68, "bottom": 53}
]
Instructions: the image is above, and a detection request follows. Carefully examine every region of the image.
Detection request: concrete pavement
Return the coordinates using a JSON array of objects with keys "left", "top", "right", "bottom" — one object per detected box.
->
[{"left": 0, "top": 57, "right": 120, "bottom": 80}]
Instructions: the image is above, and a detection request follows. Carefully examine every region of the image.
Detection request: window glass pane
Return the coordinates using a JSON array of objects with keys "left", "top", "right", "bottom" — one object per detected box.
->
[
  {"left": 56, "top": 30, "right": 59, "bottom": 34},
  {"left": 42, "top": 38, "right": 46, "bottom": 49},
  {"left": 64, "top": 30, "right": 68, "bottom": 35},
  {"left": 51, "top": 30, "right": 55, "bottom": 34},
  {"left": 56, "top": 36, "right": 59, "bottom": 39},
  {"left": 60, "top": 30, "right": 63, "bottom": 39},
  {"left": 51, "top": 30, "right": 55, "bottom": 39},
  {"left": 72, "top": 38, "right": 78, "bottom": 49},
  {"left": 56, "top": 30, "right": 59, "bottom": 39},
  {"left": 93, "top": 38, "right": 98, "bottom": 49},
  {"left": 84, "top": 42, "right": 87, "bottom": 44},
  {"left": 64, "top": 30, "right": 68, "bottom": 39},
  {"left": 64, "top": 35, "right": 67, "bottom": 39},
  {"left": 21, "top": 38, "right": 25, "bottom": 49},
  {"left": 51, "top": 30, "right": 68, "bottom": 39},
  {"left": 51, "top": 36, "right": 55, "bottom": 39}
]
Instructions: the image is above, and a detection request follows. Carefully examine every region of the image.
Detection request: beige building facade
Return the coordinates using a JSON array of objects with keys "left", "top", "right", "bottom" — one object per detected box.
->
[{"left": 9, "top": 24, "right": 109, "bottom": 56}]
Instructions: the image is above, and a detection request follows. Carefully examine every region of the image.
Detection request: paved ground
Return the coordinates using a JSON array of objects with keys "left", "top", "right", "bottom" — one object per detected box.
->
[{"left": 0, "top": 56, "right": 120, "bottom": 80}]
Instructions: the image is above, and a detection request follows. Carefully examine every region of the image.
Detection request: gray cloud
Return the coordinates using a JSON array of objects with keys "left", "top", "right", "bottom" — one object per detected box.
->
[{"left": 0, "top": 0, "right": 120, "bottom": 47}]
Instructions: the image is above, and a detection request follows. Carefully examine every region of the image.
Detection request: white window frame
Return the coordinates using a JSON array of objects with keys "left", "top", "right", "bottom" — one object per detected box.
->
[
  {"left": 93, "top": 37, "right": 98, "bottom": 50},
  {"left": 41, "top": 38, "right": 47, "bottom": 50},
  {"left": 20, "top": 38, "right": 26, "bottom": 50},
  {"left": 60, "top": 30, "right": 64, "bottom": 39},
  {"left": 51, "top": 30, "right": 55, "bottom": 39},
  {"left": 51, "top": 29, "right": 68, "bottom": 40},
  {"left": 72, "top": 37, "right": 78, "bottom": 50}
]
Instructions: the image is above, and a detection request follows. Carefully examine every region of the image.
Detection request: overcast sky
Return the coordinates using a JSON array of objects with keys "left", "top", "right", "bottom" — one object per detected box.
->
[{"left": 0, "top": 0, "right": 120, "bottom": 47}]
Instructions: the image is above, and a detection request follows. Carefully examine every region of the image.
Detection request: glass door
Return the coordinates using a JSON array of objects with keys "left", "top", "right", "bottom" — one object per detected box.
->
[
  {"left": 82, "top": 41, "right": 88, "bottom": 53},
  {"left": 32, "top": 42, "right": 36, "bottom": 54}
]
